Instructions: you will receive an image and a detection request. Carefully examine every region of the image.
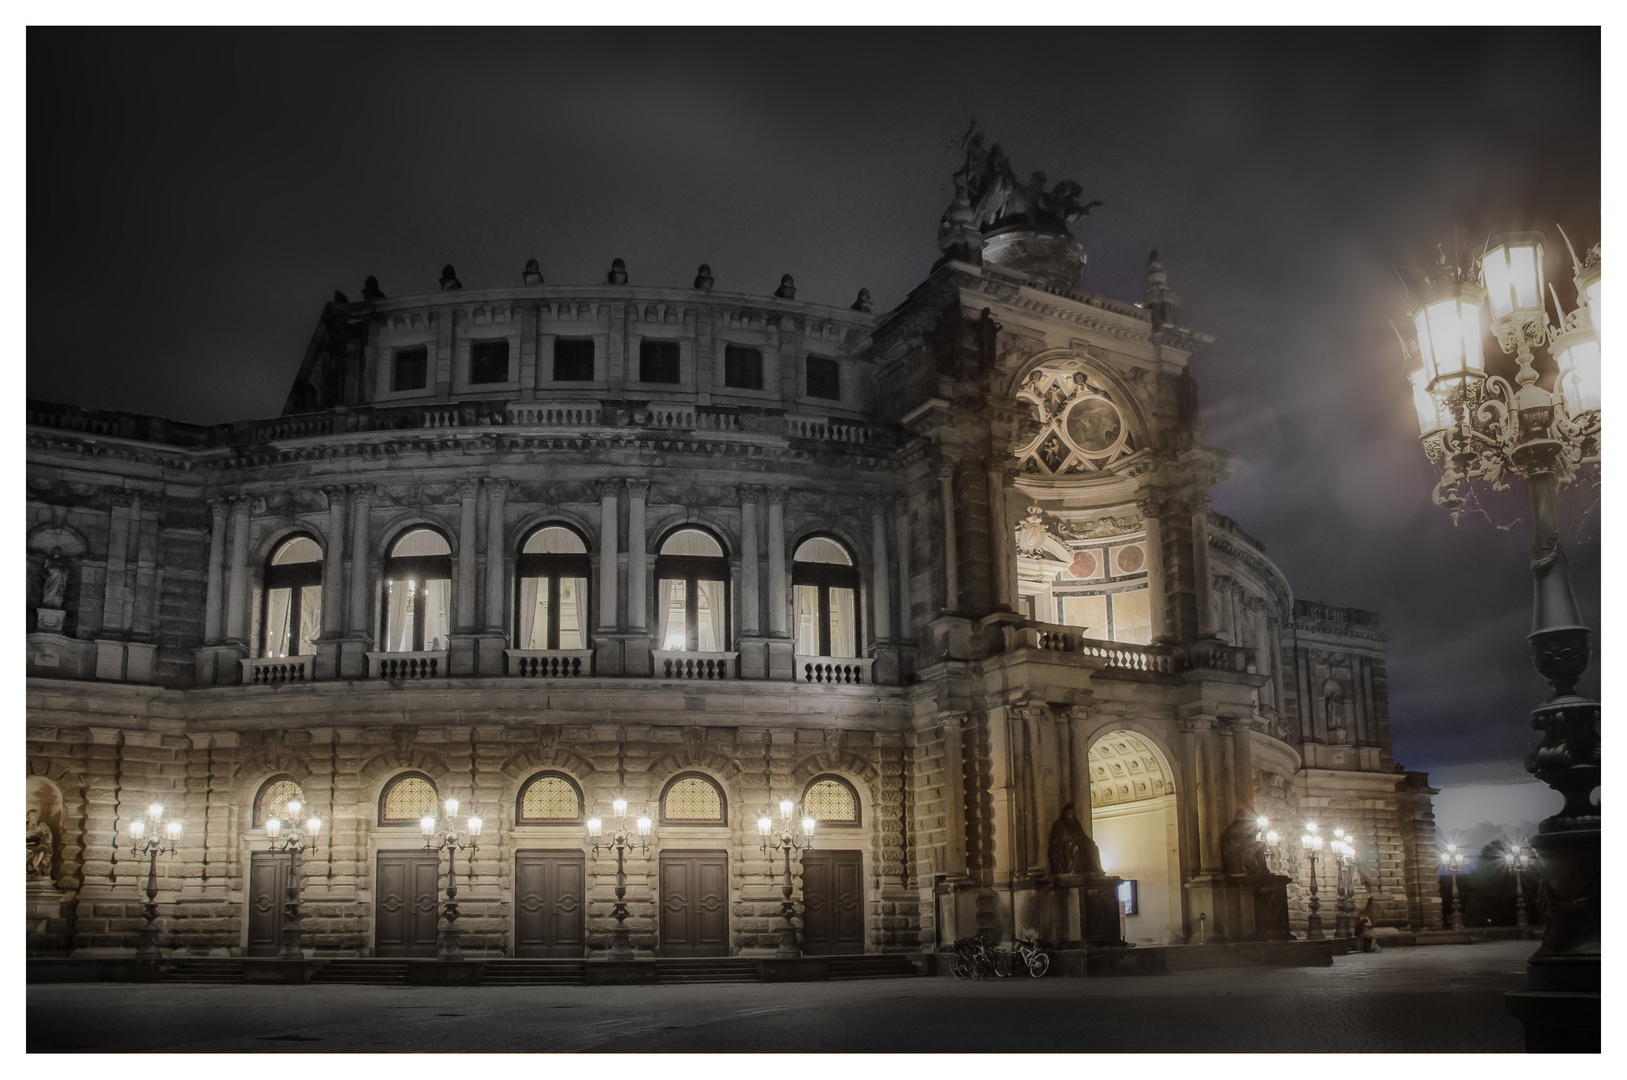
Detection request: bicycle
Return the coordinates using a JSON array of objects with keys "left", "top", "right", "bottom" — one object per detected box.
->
[
  {"left": 950, "top": 934, "right": 1002, "bottom": 980},
  {"left": 1004, "top": 935, "right": 1051, "bottom": 977}
]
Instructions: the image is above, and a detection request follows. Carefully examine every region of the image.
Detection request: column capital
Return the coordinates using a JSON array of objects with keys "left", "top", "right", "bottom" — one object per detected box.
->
[
  {"left": 321, "top": 484, "right": 349, "bottom": 508},
  {"left": 738, "top": 484, "right": 766, "bottom": 503},
  {"left": 209, "top": 502, "right": 227, "bottom": 528},
  {"left": 484, "top": 477, "right": 512, "bottom": 499},
  {"left": 594, "top": 479, "right": 620, "bottom": 500},
  {"left": 455, "top": 479, "right": 480, "bottom": 500},
  {"left": 1134, "top": 492, "right": 1168, "bottom": 518},
  {"left": 1176, "top": 715, "right": 1215, "bottom": 735},
  {"left": 767, "top": 489, "right": 787, "bottom": 507},
  {"left": 625, "top": 479, "right": 651, "bottom": 499}
]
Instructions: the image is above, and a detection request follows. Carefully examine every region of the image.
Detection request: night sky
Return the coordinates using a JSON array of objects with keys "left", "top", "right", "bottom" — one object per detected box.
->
[{"left": 27, "top": 28, "right": 1601, "bottom": 824}]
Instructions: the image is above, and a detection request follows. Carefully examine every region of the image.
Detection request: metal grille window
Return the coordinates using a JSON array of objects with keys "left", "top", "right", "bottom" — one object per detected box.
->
[
  {"left": 662, "top": 773, "right": 725, "bottom": 823},
  {"left": 256, "top": 776, "right": 306, "bottom": 828},
  {"left": 803, "top": 776, "right": 859, "bottom": 825},
  {"left": 379, "top": 773, "right": 439, "bottom": 825},
  {"left": 518, "top": 773, "right": 582, "bottom": 822}
]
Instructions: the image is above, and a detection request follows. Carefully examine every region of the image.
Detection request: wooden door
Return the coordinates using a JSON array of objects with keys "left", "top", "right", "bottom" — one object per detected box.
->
[
  {"left": 247, "top": 851, "right": 291, "bottom": 957},
  {"left": 801, "top": 849, "right": 864, "bottom": 955},
  {"left": 375, "top": 851, "right": 441, "bottom": 957},
  {"left": 514, "top": 850, "right": 586, "bottom": 957},
  {"left": 659, "top": 851, "right": 729, "bottom": 956}
]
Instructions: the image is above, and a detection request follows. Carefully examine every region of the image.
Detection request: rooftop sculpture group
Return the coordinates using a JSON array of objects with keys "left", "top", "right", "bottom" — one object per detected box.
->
[{"left": 949, "top": 121, "right": 1102, "bottom": 237}]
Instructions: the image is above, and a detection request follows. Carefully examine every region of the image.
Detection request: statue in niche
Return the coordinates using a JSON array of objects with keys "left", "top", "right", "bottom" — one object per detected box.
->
[
  {"left": 1323, "top": 680, "right": 1351, "bottom": 744},
  {"left": 26, "top": 809, "right": 54, "bottom": 880},
  {"left": 1047, "top": 803, "right": 1102, "bottom": 878},
  {"left": 1221, "top": 808, "right": 1272, "bottom": 878},
  {"left": 40, "top": 547, "right": 70, "bottom": 609}
]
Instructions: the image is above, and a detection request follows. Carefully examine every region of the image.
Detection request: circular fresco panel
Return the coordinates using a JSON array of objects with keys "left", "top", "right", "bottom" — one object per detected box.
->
[
  {"left": 1067, "top": 550, "right": 1098, "bottom": 579},
  {"left": 1115, "top": 544, "right": 1145, "bottom": 575},
  {"left": 1064, "top": 397, "right": 1125, "bottom": 455}
]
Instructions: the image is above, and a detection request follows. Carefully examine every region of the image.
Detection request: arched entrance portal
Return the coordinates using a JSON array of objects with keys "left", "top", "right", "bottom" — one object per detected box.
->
[{"left": 1087, "top": 730, "right": 1181, "bottom": 945}]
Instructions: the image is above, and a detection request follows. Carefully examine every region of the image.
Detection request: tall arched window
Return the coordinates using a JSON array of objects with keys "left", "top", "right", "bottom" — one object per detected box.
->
[
  {"left": 656, "top": 528, "right": 729, "bottom": 652},
  {"left": 661, "top": 772, "right": 727, "bottom": 824},
  {"left": 793, "top": 536, "right": 858, "bottom": 657},
  {"left": 516, "top": 772, "right": 584, "bottom": 823},
  {"left": 264, "top": 536, "right": 323, "bottom": 657},
  {"left": 515, "top": 526, "right": 590, "bottom": 650},
  {"left": 255, "top": 775, "right": 306, "bottom": 828},
  {"left": 381, "top": 528, "right": 452, "bottom": 652},
  {"left": 803, "top": 774, "right": 860, "bottom": 826},
  {"left": 379, "top": 773, "right": 439, "bottom": 825}
]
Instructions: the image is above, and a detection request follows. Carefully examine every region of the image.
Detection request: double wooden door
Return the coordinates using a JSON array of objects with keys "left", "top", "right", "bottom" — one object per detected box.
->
[
  {"left": 800, "top": 849, "right": 864, "bottom": 955},
  {"left": 375, "top": 851, "right": 441, "bottom": 957},
  {"left": 248, "top": 851, "right": 292, "bottom": 957},
  {"left": 659, "top": 851, "right": 729, "bottom": 956},
  {"left": 514, "top": 851, "right": 585, "bottom": 957}
]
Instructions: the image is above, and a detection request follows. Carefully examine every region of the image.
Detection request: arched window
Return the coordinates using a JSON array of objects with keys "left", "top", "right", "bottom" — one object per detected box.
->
[
  {"left": 516, "top": 772, "right": 583, "bottom": 823},
  {"left": 793, "top": 536, "right": 858, "bottom": 657},
  {"left": 661, "top": 772, "right": 726, "bottom": 824},
  {"left": 655, "top": 528, "right": 729, "bottom": 652},
  {"left": 264, "top": 535, "right": 323, "bottom": 657},
  {"left": 515, "top": 526, "right": 591, "bottom": 650},
  {"left": 255, "top": 775, "right": 306, "bottom": 829},
  {"left": 381, "top": 528, "right": 452, "bottom": 653},
  {"left": 379, "top": 772, "right": 439, "bottom": 825},
  {"left": 803, "top": 774, "right": 860, "bottom": 826}
]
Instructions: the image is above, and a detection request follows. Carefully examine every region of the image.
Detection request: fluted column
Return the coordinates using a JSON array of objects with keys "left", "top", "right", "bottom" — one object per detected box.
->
[
  {"left": 455, "top": 480, "right": 478, "bottom": 631},
  {"left": 320, "top": 486, "right": 347, "bottom": 636},
  {"left": 224, "top": 497, "right": 251, "bottom": 643},
  {"left": 1190, "top": 493, "right": 1217, "bottom": 635},
  {"left": 1137, "top": 495, "right": 1169, "bottom": 643},
  {"left": 870, "top": 505, "right": 891, "bottom": 643},
  {"left": 483, "top": 479, "right": 509, "bottom": 632},
  {"left": 767, "top": 494, "right": 787, "bottom": 636},
  {"left": 894, "top": 499, "right": 912, "bottom": 641},
  {"left": 986, "top": 467, "right": 1014, "bottom": 611},
  {"left": 203, "top": 502, "right": 226, "bottom": 644},
  {"left": 347, "top": 488, "right": 372, "bottom": 635},
  {"left": 740, "top": 491, "right": 760, "bottom": 635},
  {"left": 597, "top": 481, "right": 619, "bottom": 630},
  {"left": 626, "top": 480, "right": 649, "bottom": 630},
  {"left": 938, "top": 466, "right": 959, "bottom": 612}
]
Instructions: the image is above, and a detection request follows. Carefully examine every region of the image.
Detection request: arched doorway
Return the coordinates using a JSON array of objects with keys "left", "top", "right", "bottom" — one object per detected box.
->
[{"left": 1087, "top": 730, "right": 1181, "bottom": 945}]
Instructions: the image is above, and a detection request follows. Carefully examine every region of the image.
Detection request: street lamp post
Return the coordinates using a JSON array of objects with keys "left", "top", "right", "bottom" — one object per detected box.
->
[
  {"left": 1507, "top": 843, "right": 1535, "bottom": 938},
  {"left": 1300, "top": 824, "right": 1325, "bottom": 940},
  {"left": 758, "top": 799, "right": 816, "bottom": 959},
  {"left": 127, "top": 803, "right": 182, "bottom": 963},
  {"left": 1440, "top": 843, "right": 1466, "bottom": 930},
  {"left": 264, "top": 800, "right": 321, "bottom": 962},
  {"left": 1331, "top": 830, "right": 1358, "bottom": 939},
  {"left": 1394, "top": 230, "right": 1600, "bottom": 1050},
  {"left": 1258, "top": 817, "right": 1282, "bottom": 875},
  {"left": 421, "top": 798, "right": 481, "bottom": 962},
  {"left": 587, "top": 799, "right": 651, "bottom": 960}
]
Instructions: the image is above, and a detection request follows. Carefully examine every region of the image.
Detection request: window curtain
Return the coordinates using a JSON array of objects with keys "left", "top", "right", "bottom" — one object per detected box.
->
[
  {"left": 265, "top": 587, "right": 293, "bottom": 657},
  {"left": 829, "top": 586, "right": 856, "bottom": 657},
  {"left": 695, "top": 578, "right": 723, "bottom": 652},
  {"left": 297, "top": 585, "right": 322, "bottom": 655},
  {"left": 794, "top": 585, "right": 819, "bottom": 654},
  {"left": 658, "top": 579, "right": 687, "bottom": 650},
  {"left": 519, "top": 576, "right": 547, "bottom": 649},
  {"left": 385, "top": 579, "right": 414, "bottom": 652},
  {"left": 425, "top": 579, "right": 451, "bottom": 650},
  {"left": 558, "top": 577, "right": 585, "bottom": 649}
]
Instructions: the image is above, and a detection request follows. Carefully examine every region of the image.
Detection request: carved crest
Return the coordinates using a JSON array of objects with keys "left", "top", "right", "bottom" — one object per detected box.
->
[{"left": 390, "top": 724, "right": 416, "bottom": 763}]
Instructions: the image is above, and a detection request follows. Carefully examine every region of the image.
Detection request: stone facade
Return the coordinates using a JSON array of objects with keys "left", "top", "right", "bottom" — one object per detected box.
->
[{"left": 25, "top": 204, "right": 1439, "bottom": 958}]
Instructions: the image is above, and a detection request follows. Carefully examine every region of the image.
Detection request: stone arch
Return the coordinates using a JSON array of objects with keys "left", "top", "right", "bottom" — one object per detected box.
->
[
  {"left": 26, "top": 522, "right": 89, "bottom": 558},
  {"left": 28, "top": 758, "right": 86, "bottom": 889},
  {"left": 249, "top": 522, "right": 327, "bottom": 567},
  {"left": 498, "top": 744, "right": 598, "bottom": 785},
  {"left": 1084, "top": 725, "right": 1183, "bottom": 945},
  {"left": 508, "top": 508, "right": 598, "bottom": 555},
  {"left": 1078, "top": 717, "right": 1183, "bottom": 797},
  {"left": 789, "top": 748, "right": 881, "bottom": 791},
  {"left": 647, "top": 511, "right": 735, "bottom": 560},
  {"left": 357, "top": 745, "right": 454, "bottom": 790},
  {"left": 1002, "top": 347, "right": 1153, "bottom": 464},
  {"left": 373, "top": 511, "right": 460, "bottom": 562}
]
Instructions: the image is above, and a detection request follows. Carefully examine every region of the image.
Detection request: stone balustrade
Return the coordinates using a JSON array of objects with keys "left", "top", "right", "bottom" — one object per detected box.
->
[
  {"left": 505, "top": 649, "right": 593, "bottom": 677},
  {"left": 793, "top": 656, "right": 875, "bottom": 684},
  {"left": 239, "top": 656, "right": 313, "bottom": 685},
  {"left": 366, "top": 651, "right": 448, "bottom": 679},
  {"left": 651, "top": 650, "right": 737, "bottom": 680}
]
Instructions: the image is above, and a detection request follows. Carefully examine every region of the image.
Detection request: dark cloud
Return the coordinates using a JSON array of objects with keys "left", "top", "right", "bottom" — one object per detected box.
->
[{"left": 27, "top": 26, "right": 1600, "bottom": 780}]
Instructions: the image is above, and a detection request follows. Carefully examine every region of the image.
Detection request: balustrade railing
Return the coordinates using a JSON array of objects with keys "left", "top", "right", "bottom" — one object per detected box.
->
[
  {"left": 1000, "top": 620, "right": 1252, "bottom": 676},
  {"left": 505, "top": 649, "right": 593, "bottom": 677},
  {"left": 651, "top": 650, "right": 737, "bottom": 680},
  {"left": 240, "top": 656, "right": 313, "bottom": 685},
  {"left": 367, "top": 651, "right": 448, "bottom": 679},
  {"left": 793, "top": 656, "right": 875, "bottom": 684}
]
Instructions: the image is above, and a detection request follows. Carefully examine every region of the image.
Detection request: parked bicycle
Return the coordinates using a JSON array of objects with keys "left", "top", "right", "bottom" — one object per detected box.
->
[
  {"left": 949, "top": 934, "right": 1003, "bottom": 980},
  {"left": 1004, "top": 935, "right": 1051, "bottom": 978}
]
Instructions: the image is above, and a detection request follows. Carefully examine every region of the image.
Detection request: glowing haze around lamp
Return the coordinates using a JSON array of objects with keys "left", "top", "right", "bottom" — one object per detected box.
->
[
  {"left": 1482, "top": 233, "right": 1547, "bottom": 322},
  {"left": 1413, "top": 281, "right": 1486, "bottom": 384}
]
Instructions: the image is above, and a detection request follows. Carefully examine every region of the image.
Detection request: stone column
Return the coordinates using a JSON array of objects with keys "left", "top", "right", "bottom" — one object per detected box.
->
[
  {"left": 870, "top": 505, "right": 891, "bottom": 644},
  {"left": 1227, "top": 718, "right": 1255, "bottom": 819},
  {"left": 1064, "top": 707, "right": 1092, "bottom": 825},
  {"left": 321, "top": 486, "right": 348, "bottom": 634},
  {"left": 103, "top": 494, "right": 133, "bottom": 635},
  {"left": 1137, "top": 496, "right": 1169, "bottom": 643},
  {"left": 740, "top": 492, "right": 760, "bottom": 635},
  {"left": 483, "top": 479, "right": 509, "bottom": 632},
  {"left": 454, "top": 480, "right": 478, "bottom": 632},
  {"left": 597, "top": 481, "right": 619, "bottom": 630},
  {"left": 986, "top": 468, "right": 1015, "bottom": 611},
  {"left": 224, "top": 497, "right": 251, "bottom": 644},
  {"left": 938, "top": 466, "right": 959, "bottom": 612},
  {"left": 940, "top": 711, "right": 970, "bottom": 875},
  {"left": 1190, "top": 494, "right": 1217, "bottom": 635},
  {"left": 767, "top": 494, "right": 787, "bottom": 635},
  {"left": 347, "top": 488, "right": 372, "bottom": 635},
  {"left": 626, "top": 480, "right": 649, "bottom": 630},
  {"left": 203, "top": 502, "right": 226, "bottom": 644},
  {"left": 894, "top": 499, "right": 912, "bottom": 642}
]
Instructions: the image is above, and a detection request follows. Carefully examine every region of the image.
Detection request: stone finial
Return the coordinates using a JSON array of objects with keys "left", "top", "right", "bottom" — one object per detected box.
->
[
  {"left": 1146, "top": 250, "right": 1167, "bottom": 287},
  {"left": 1143, "top": 249, "right": 1179, "bottom": 328},
  {"left": 694, "top": 264, "right": 714, "bottom": 290},
  {"left": 361, "top": 275, "right": 385, "bottom": 300},
  {"left": 522, "top": 258, "right": 543, "bottom": 285},
  {"left": 332, "top": 290, "right": 349, "bottom": 304},
  {"left": 775, "top": 274, "right": 797, "bottom": 299},
  {"left": 607, "top": 258, "right": 628, "bottom": 285},
  {"left": 439, "top": 264, "right": 462, "bottom": 291},
  {"left": 851, "top": 288, "right": 874, "bottom": 313}
]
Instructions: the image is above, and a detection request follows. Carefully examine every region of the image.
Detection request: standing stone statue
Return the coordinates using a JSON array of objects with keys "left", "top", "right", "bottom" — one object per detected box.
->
[
  {"left": 1220, "top": 808, "right": 1272, "bottom": 877},
  {"left": 40, "top": 547, "right": 69, "bottom": 609},
  {"left": 1048, "top": 803, "right": 1103, "bottom": 877},
  {"left": 26, "top": 809, "right": 54, "bottom": 880}
]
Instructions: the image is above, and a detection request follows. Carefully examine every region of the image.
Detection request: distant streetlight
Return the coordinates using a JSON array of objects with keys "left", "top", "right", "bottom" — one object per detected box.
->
[
  {"left": 128, "top": 803, "right": 182, "bottom": 963},
  {"left": 1330, "top": 829, "right": 1358, "bottom": 939},
  {"left": 1440, "top": 843, "right": 1467, "bottom": 931},
  {"left": 759, "top": 798, "right": 816, "bottom": 958},
  {"left": 421, "top": 797, "right": 481, "bottom": 961},
  {"left": 263, "top": 799, "right": 321, "bottom": 962},
  {"left": 1506, "top": 843, "right": 1536, "bottom": 938},
  {"left": 1300, "top": 823, "right": 1325, "bottom": 941},
  {"left": 587, "top": 800, "right": 651, "bottom": 960}
]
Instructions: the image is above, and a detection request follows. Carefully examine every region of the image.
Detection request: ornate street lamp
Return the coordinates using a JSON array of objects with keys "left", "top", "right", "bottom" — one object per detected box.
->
[
  {"left": 421, "top": 797, "right": 481, "bottom": 961},
  {"left": 264, "top": 799, "right": 321, "bottom": 962},
  {"left": 1300, "top": 823, "right": 1325, "bottom": 940},
  {"left": 586, "top": 799, "right": 651, "bottom": 960},
  {"left": 1440, "top": 843, "right": 1467, "bottom": 931},
  {"left": 1330, "top": 830, "right": 1358, "bottom": 939},
  {"left": 1395, "top": 229, "right": 1599, "bottom": 1049},
  {"left": 758, "top": 798, "right": 816, "bottom": 958},
  {"left": 1257, "top": 816, "right": 1283, "bottom": 875},
  {"left": 1506, "top": 842, "right": 1536, "bottom": 938},
  {"left": 127, "top": 803, "right": 182, "bottom": 963}
]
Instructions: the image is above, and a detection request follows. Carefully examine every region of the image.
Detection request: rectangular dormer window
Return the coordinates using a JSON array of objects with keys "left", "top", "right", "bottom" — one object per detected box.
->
[
  {"left": 806, "top": 355, "right": 841, "bottom": 400},
  {"left": 724, "top": 345, "right": 763, "bottom": 390},
  {"left": 639, "top": 340, "right": 680, "bottom": 384},
  {"left": 470, "top": 339, "right": 510, "bottom": 384},
  {"left": 554, "top": 338, "right": 595, "bottom": 382},
  {"left": 393, "top": 347, "right": 428, "bottom": 392}
]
